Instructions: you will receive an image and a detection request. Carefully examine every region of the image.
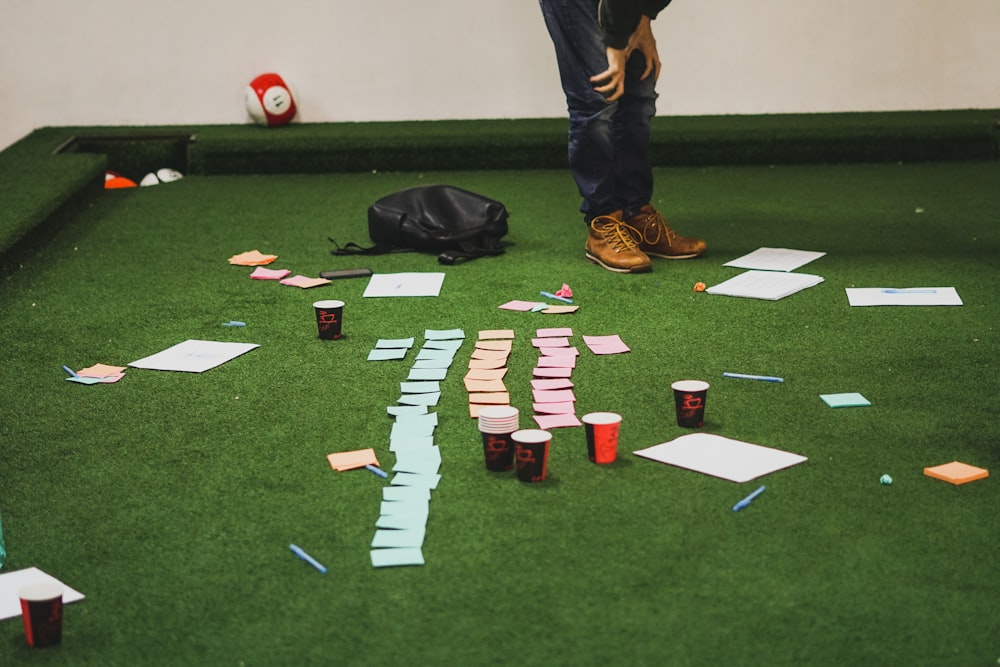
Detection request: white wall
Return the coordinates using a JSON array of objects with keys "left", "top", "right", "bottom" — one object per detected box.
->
[{"left": 2, "top": 0, "right": 999, "bottom": 151}]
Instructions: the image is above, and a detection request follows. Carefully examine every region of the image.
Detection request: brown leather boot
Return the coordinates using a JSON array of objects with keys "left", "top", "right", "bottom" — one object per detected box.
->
[
  {"left": 585, "top": 212, "right": 652, "bottom": 273},
  {"left": 625, "top": 205, "right": 706, "bottom": 259}
]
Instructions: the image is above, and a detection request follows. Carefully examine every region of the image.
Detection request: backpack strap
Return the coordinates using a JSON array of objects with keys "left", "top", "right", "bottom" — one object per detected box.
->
[{"left": 328, "top": 238, "right": 412, "bottom": 256}]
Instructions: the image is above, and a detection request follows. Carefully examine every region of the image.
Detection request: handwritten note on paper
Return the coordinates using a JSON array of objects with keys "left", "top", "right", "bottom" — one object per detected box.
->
[
  {"left": 845, "top": 287, "right": 963, "bottom": 307},
  {"left": 724, "top": 247, "right": 826, "bottom": 272},
  {"left": 129, "top": 340, "right": 260, "bottom": 373}
]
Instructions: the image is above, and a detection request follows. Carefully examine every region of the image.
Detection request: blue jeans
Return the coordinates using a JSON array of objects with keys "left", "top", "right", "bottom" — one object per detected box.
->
[{"left": 540, "top": 0, "right": 658, "bottom": 223}]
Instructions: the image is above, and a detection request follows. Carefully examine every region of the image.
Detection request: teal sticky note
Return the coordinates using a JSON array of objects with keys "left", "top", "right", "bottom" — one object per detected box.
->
[
  {"left": 379, "top": 500, "right": 430, "bottom": 517},
  {"left": 393, "top": 455, "right": 442, "bottom": 475},
  {"left": 397, "top": 392, "right": 441, "bottom": 407},
  {"left": 391, "top": 472, "right": 442, "bottom": 489},
  {"left": 820, "top": 392, "right": 871, "bottom": 408},
  {"left": 407, "top": 368, "right": 448, "bottom": 381},
  {"left": 371, "top": 528, "right": 426, "bottom": 549},
  {"left": 66, "top": 376, "right": 102, "bottom": 385},
  {"left": 383, "top": 485, "right": 431, "bottom": 502},
  {"left": 389, "top": 436, "right": 435, "bottom": 452},
  {"left": 416, "top": 348, "right": 455, "bottom": 362},
  {"left": 376, "top": 337, "right": 415, "bottom": 349},
  {"left": 411, "top": 358, "right": 452, "bottom": 370},
  {"left": 424, "top": 329, "right": 465, "bottom": 341},
  {"left": 422, "top": 339, "right": 464, "bottom": 351},
  {"left": 375, "top": 513, "right": 429, "bottom": 530},
  {"left": 400, "top": 381, "right": 440, "bottom": 394},
  {"left": 387, "top": 405, "right": 428, "bottom": 417},
  {"left": 367, "top": 348, "right": 407, "bottom": 361},
  {"left": 371, "top": 547, "right": 425, "bottom": 568}
]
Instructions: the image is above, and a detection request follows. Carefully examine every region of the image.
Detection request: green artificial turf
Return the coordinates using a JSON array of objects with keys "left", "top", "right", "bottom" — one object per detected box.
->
[{"left": 1, "top": 160, "right": 998, "bottom": 665}]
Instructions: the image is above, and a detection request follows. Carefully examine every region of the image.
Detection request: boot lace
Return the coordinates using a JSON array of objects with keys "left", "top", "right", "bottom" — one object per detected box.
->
[{"left": 592, "top": 218, "right": 640, "bottom": 253}]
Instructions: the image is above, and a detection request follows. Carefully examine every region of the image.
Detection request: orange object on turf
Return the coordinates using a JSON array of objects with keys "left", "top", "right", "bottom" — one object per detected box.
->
[
  {"left": 105, "top": 176, "right": 137, "bottom": 189},
  {"left": 923, "top": 461, "right": 989, "bottom": 485},
  {"left": 693, "top": 281, "right": 706, "bottom": 292}
]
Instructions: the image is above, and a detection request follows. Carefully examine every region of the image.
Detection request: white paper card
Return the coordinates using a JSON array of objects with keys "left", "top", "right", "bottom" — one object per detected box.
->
[
  {"left": 129, "top": 340, "right": 260, "bottom": 373},
  {"left": 0, "top": 567, "right": 86, "bottom": 620},
  {"left": 633, "top": 433, "right": 808, "bottom": 483},
  {"left": 706, "top": 271, "right": 824, "bottom": 301},
  {"left": 724, "top": 247, "right": 826, "bottom": 272},
  {"left": 845, "top": 287, "right": 963, "bottom": 306},
  {"left": 363, "top": 273, "right": 445, "bottom": 298}
]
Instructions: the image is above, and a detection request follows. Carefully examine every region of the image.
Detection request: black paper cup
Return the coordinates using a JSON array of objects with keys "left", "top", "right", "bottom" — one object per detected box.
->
[
  {"left": 671, "top": 380, "right": 709, "bottom": 428},
  {"left": 19, "top": 583, "right": 63, "bottom": 648},
  {"left": 481, "top": 432, "right": 515, "bottom": 471},
  {"left": 512, "top": 429, "right": 551, "bottom": 482},
  {"left": 313, "top": 300, "right": 345, "bottom": 340}
]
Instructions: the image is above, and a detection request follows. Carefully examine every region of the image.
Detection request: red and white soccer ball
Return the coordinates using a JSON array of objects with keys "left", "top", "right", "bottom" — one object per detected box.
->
[{"left": 245, "top": 73, "right": 297, "bottom": 127}]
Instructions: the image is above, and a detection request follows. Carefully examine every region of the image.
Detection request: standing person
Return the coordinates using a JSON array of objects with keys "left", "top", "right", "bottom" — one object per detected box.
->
[{"left": 540, "top": 0, "right": 706, "bottom": 273}]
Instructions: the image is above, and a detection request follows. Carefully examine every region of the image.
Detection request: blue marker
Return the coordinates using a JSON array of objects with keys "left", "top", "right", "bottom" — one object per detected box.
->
[
  {"left": 733, "top": 485, "right": 766, "bottom": 512},
  {"left": 723, "top": 372, "right": 784, "bottom": 383},
  {"left": 881, "top": 289, "right": 937, "bottom": 294},
  {"left": 540, "top": 291, "right": 573, "bottom": 304},
  {"left": 289, "top": 544, "right": 327, "bottom": 573},
  {"left": 366, "top": 464, "right": 388, "bottom": 478},
  {"left": 61, "top": 365, "right": 78, "bottom": 377}
]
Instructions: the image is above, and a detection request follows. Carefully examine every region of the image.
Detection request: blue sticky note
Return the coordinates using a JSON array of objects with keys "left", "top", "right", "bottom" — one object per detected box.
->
[
  {"left": 397, "top": 392, "right": 441, "bottom": 407},
  {"left": 375, "top": 513, "right": 429, "bottom": 530},
  {"left": 410, "top": 358, "right": 453, "bottom": 370},
  {"left": 389, "top": 436, "right": 435, "bottom": 452},
  {"left": 383, "top": 485, "right": 431, "bottom": 502},
  {"left": 400, "top": 381, "right": 441, "bottom": 394},
  {"left": 424, "top": 329, "right": 465, "bottom": 341},
  {"left": 367, "top": 348, "right": 408, "bottom": 361},
  {"left": 407, "top": 368, "right": 448, "bottom": 381},
  {"left": 820, "top": 392, "right": 871, "bottom": 408},
  {"left": 371, "top": 547, "right": 425, "bottom": 568},
  {"left": 66, "top": 376, "right": 102, "bottom": 385},
  {"left": 391, "top": 472, "right": 442, "bottom": 489},
  {"left": 387, "top": 405, "right": 428, "bottom": 417},
  {"left": 422, "top": 339, "right": 464, "bottom": 351},
  {"left": 376, "top": 337, "right": 415, "bottom": 349},
  {"left": 379, "top": 500, "right": 429, "bottom": 517}
]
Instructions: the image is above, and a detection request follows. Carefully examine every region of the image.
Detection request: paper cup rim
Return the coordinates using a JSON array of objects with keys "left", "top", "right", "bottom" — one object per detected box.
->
[
  {"left": 476, "top": 406, "right": 519, "bottom": 419},
  {"left": 19, "top": 582, "right": 63, "bottom": 602},
  {"left": 582, "top": 412, "right": 622, "bottom": 426},
  {"left": 671, "top": 380, "right": 710, "bottom": 392},
  {"left": 511, "top": 429, "right": 552, "bottom": 444},
  {"left": 313, "top": 299, "right": 345, "bottom": 309}
]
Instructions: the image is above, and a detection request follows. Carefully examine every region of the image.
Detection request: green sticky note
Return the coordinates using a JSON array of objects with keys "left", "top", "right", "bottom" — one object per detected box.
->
[
  {"left": 820, "top": 392, "right": 871, "bottom": 408},
  {"left": 371, "top": 547, "right": 425, "bottom": 568}
]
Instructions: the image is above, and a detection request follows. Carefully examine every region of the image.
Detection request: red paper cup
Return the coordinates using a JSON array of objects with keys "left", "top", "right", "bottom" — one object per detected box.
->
[
  {"left": 582, "top": 412, "right": 622, "bottom": 464},
  {"left": 19, "top": 582, "right": 63, "bottom": 648},
  {"left": 313, "top": 299, "right": 345, "bottom": 340},
  {"left": 511, "top": 429, "right": 551, "bottom": 482},
  {"left": 672, "top": 380, "right": 709, "bottom": 428}
]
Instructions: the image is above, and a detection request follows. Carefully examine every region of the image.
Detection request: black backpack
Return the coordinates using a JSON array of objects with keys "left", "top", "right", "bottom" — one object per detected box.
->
[{"left": 330, "top": 184, "right": 509, "bottom": 265}]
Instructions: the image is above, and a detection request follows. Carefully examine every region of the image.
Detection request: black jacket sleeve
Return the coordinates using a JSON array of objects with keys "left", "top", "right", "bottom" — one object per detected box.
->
[{"left": 599, "top": 0, "right": 672, "bottom": 49}]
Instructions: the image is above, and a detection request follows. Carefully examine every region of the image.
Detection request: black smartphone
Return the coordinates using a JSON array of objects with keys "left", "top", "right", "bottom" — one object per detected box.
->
[{"left": 319, "top": 268, "right": 373, "bottom": 280}]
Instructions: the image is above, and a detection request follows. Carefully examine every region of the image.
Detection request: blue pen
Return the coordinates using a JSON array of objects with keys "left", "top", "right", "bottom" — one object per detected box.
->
[
  {"left": 289, "top": 544, "right": 327, "bottom": 573},
  {"left": 540, "top": 291, "right": 573, "bottom": 304},
  {"left": 881, "top": 289, "right": 937, "bottom": 294},
  {"left": 723, "top": 372, "right": 784, "bottom": 383},
  {"left": 366, "top": 464, "right": 388, "bottom": 478},
  {"left": 61, "top": 365, "right": 78, "bottom": 377},
  {"left": 733, "top": 485, "right": 766, "bottom": 512}
]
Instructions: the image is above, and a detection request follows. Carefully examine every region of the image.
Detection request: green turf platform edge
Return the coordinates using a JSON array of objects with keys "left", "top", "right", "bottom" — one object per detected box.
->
[{"left": 1, "top": 109, "right": 997, "bottom": 257}]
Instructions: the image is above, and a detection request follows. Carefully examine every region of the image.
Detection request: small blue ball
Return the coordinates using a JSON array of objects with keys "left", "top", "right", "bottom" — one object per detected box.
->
[{"left": 880, "top": 474, "right": 893, "bottom": 485}]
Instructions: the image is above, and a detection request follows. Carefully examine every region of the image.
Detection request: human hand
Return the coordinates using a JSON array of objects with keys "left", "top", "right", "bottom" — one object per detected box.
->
[{"left": 590, "top": 15, "right": 661, "bottom": 102}]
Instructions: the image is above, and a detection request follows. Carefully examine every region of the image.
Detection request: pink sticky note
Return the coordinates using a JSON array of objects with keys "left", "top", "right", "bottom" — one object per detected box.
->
[
  {"left": 531, "top": 378, "right": 574, "bottom": 390},
  {"left": 532, "top": 389, "right": 576, "bottom": 403},
  {"left": 532, "top": 401, "right": 576, "bottom": 415},
  {"left": 533, "top": 413, "right": 582, "bottom": 429},
  {"left": 536, "top": 327, "right": 573, "bottom": 338},
  {"left": 499, "top": 301, "right": 541, "bottom": 311},
  {"left": 532, "top": 367, "right": 573, "bottom": 378},
  {"left": 537, "top": 355, "right": 576, "bottom": 368},
  {"left": 532, "top": 337, "right": 570, "bottom": 348},
  {"left": 327, "top": 448, "right": 379, "bottom": 471},
  {"left": 280, "top": 275, "right": 332, "bottom": 289},
  {"left": 250, "top": 266, "right": 292, "bottom": 280},
  {"left": 538, "top": 346, "right": 579, "bottom": 357},
  {"left": 583, "top": 334, "right": 631, "bottom": 354}
]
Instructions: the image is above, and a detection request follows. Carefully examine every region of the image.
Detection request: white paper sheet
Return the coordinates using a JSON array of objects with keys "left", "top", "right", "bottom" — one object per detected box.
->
[
  {"left": 633, "top": 433, "right": 808, "bottom": 483},
  {"left": 0, "top": 567, "right": 85, "bottom": 620},
  {"left": 845, "top": 287, "right": 963, "bottom": 306},
  {"left": 363, "top": 273, "right": 445, "bottom": 298},
  {"left": 706, "top": 270, "right": 824, "bottom": 301},
  {"left": 129, "top": 340, "right": 260, "bottom": 373},
  {"left": 724, "top": 247, "right": 826, "bottom": 272}
]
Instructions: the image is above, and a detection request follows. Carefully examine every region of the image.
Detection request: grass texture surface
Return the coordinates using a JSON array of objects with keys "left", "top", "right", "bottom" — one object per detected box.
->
[{"left": 1, "top": 162, "right": 998, "bottom": 665}]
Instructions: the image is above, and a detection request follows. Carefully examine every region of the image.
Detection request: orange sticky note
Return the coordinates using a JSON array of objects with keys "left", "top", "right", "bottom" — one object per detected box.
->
[
  {"left": 228, "top": 250, "right": 278, "bottom": 266},
  {"left": 76, "top": 363, "right": 127, "bottom": 378},
  {"left": 923, "top": 461, "right": 989, "bottom": 485},
  {"left": 475, "top": 340, "right": 513, "bottom": 352},
  {"left": 327, "top": 448, "right": 379, "bottom": 472},
  {"left": 468, "top": 392, "right": 510, "bottom": 405},
  {"left": 479, "top": 329, "right": 516, "bottom": 339}
]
